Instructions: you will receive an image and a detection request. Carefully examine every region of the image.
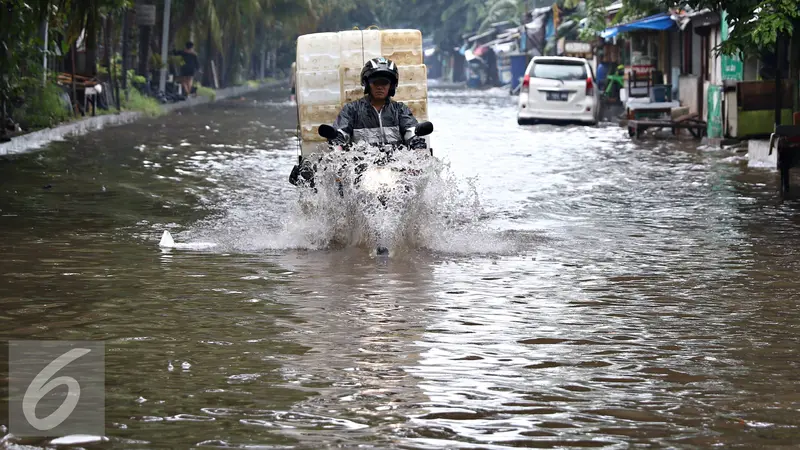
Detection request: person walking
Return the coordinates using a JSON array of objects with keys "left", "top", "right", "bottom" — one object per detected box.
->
[{"left": 175, "top": 41, "right": 200, "bottom": 97}]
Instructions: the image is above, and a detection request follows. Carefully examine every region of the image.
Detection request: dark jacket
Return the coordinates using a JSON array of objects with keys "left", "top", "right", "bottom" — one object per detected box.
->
[
  {"left": 174, "top": 50, "right": 199, "bottom": 76},
  {"left": 332, "top": 96, "right": 418, "bottom": 146}
]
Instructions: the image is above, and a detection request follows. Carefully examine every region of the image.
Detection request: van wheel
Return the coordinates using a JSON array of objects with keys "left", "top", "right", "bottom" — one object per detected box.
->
[{"left": 517, "top": 118, "right": 532, "bottom": 125}]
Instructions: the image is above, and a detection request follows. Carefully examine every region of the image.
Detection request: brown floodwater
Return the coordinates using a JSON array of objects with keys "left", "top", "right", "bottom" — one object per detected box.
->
[{"left": 2, "top": 85, "right": 800, "bottom": 449}]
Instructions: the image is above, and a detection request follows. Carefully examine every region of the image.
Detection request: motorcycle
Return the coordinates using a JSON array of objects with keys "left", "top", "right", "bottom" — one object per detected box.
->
[{"left": 289, "top": 121, "right": 435, "bottom": 256}]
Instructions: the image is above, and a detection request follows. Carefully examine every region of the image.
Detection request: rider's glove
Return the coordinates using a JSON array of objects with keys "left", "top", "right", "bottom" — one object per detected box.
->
[
  {"left": 330, "top": 129, "right": 349, "bottom": 150},
  {"left": 408, "top": 136, "right": 427, "bottom": 150}
]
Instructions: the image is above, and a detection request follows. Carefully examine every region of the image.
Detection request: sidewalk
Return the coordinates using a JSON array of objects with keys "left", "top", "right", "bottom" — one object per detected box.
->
[{"left": 0, "top": 79, "right": 286, "bottom": 157}]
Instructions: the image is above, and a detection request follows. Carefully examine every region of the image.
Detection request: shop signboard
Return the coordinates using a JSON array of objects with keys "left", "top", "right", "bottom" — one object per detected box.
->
[
  {"left": 135, "top": 4, "right": 156, "bottom": 26},
  {"left": 720, "top": 10, "right": 743, "bottom": 81}
]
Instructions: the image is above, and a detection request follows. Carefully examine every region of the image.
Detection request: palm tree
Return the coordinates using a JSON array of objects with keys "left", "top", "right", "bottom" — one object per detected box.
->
[{"left": 478, "top": 0, "right": 528, "bottom": 33}]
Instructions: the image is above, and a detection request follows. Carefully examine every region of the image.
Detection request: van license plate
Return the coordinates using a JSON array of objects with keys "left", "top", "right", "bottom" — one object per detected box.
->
[{"left": 546, "top": 92, "right": 569, "bottom": 101}]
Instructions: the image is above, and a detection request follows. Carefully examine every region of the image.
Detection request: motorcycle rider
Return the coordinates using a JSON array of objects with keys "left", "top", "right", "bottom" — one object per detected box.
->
[
  {"left": 330, "top": 56, "right": 426, "bottom": 150},
  {"left": 290, "top": 56, "right": 426, "bottom": 186}
]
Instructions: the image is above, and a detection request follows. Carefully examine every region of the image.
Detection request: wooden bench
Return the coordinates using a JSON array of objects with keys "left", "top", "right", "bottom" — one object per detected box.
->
[
  {"left": 56, "top": 73, "right": 103, "bottom": 116},
  {"left": 627, "top": 114, "right": 707, "bottom": 139}
]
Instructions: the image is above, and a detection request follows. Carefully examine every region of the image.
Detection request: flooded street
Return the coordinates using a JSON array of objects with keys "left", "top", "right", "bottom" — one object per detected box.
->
[{"left": 4, "top": 85, "right": 800, "bottom": 449}]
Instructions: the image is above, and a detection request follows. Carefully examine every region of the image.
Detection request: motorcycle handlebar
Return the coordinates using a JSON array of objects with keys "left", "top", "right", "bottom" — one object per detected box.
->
[{"left": 317, "top": 122, "right": 434, "bottom": 141}]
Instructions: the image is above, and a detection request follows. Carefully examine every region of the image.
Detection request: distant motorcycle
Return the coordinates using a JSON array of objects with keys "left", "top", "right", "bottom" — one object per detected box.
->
[{"left": 289, "top": 121, "right": 435, "bottom": 256}]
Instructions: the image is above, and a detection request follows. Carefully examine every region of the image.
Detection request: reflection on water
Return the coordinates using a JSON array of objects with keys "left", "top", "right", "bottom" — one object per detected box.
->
[{"left": 2, "top": 86, "right": 800, "bottom": 448}]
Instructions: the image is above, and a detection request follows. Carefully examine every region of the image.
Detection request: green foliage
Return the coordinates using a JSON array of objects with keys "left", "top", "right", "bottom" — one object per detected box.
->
[
  {"left": 478, "top": 0, "right": 527, "bottom": 33},
  {"left": 609, "top": 0, "right": 662, "bottom": 25},
  {"left": 663, "top": 0, "right": 797, "bottom": 57},
  {"left": 580, "top": 0, "right": 609, "bottom": 40},
  {"left": 0, "top": 0, "right": 49, "bottom": 116},
  {"left": 98, "top": 58, "right": 147, "bottom": 85},
  {"left": 699, "top": 0, "right": 797, "bottom": 57},
  {"left": 196, "top": 85, "right": 216, "bottom": 100},
  {"left": 122, "top": 88, "right": 163, "bottom": 116},
  {"left": 12, "top": 80, "right": 72, "bottom": 130}
]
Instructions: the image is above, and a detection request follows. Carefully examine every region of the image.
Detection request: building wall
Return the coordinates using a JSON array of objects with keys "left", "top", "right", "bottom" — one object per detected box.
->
[
  {"left": 747, "top": 139, "right": 778, "bottom": 169},
  {"left": 670, "top": 31, "right": 681, "bottom": 68},
  {"left": 725, "top": 90, "right": 738, "bottom": 136},
  {"left": 691, "top": 28, "right": 702, "bottom": 75},
  {"left": 679, "top": 75, "right": 700, "bottom": 114},
  {"left": 670, "top": 30, "right": 681, "bottom": 99},
  {"left": 743, "top": 55, "right": 760, "bottom": 81},
  {"left": 709, "top": 27, "right": 722, "bottom": 84}
]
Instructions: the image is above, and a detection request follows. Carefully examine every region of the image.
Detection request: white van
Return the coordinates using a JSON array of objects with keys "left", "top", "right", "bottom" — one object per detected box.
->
[{"left": 517, "top": 56, "right": 600, "bottom": 126}]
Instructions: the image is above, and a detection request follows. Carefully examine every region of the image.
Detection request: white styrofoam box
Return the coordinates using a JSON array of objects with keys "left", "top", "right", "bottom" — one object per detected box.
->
[
  {"left": 343, "top": 88, "right": 365, "bottom": 104},
  {"left": 396, "top": 64, "right": 426, "bottom": 86},
  {"left": 340, "top": 66, "right": 364, "bottom": 93},
  {"left": 339, "top": 30, "right": 382, "bottom": 70},
  {"left": 296, "top": 29, "right": 428, "bottom": 157},
  {"left": 298, "top": 104, "right": 342, "bottom": 142},
  {"left": 300, "top": 124, "right": 333, "bottom": 143},
  {"left": 401, "top": 99, "right": 428, "bottom": 121},
  {"left": 341, "top": 64, "right": 427, "bottom": 100},
  {"left": 296, "top": 32, "right": 340, "bottom": 72},
  {"left": 298, "top": 104, "right": 340, "bottom": 126},
  {"left": 297, "top": 70, "right": 341, "bottom": 105},
  {"left": 299, "top": 104, "right": 341, "bottom": 143},
  {"left": 391, "top": 83, "right": 427, "bottom": 103},
  {"left": 381, "top": 29, "right": 423, "bottom": 66},
  {"left": 381, "top": 29, "right": 422, "bottom": 53}
]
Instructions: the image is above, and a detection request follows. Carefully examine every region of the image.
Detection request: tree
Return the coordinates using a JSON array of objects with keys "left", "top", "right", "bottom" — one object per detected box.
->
[
  {"left": 0, "top": 0, "right": 51, "bottom": 139},
  {"left": 398, "top": 0, "right": 487, "bottom": 52},
  {"left": 478, "top": 0, "right": 527, "bottom": 33},
  {"left": 669, "top": 0, "right": 799, "bottom": 57}
]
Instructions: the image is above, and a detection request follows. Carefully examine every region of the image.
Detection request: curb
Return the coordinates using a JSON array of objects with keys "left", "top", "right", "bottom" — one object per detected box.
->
[{"left": 0, "top": 80, "right": 285, "bottom": 157}]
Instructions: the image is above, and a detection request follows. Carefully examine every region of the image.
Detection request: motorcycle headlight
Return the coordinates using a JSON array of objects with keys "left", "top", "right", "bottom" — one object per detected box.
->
[{"left": 361, "top": 168, "right": 399, "bottom": 193}]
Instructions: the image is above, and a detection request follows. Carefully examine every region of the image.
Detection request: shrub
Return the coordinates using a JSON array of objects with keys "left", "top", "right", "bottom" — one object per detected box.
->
[
  {"left": 122, "top": 88, "right": 163, "bottom": 116},
  {"left": 12, "top": 81, "right": 72, "bottom": 131},
  {"left": 196, "top": 85, "right": 216, "bottom": 101}
]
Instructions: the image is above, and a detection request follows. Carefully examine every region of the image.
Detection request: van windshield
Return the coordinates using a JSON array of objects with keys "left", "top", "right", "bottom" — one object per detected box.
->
[{"left": 532, "top": 62, "right": 587, "bottom": 81}]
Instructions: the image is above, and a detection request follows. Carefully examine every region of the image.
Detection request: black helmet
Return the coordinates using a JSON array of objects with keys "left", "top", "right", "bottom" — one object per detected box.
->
[{"left": 360, "top": 57, "right": 399, "bottom": 97}]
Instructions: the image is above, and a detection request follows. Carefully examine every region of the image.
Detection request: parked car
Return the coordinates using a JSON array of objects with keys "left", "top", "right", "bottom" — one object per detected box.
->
[{"left": 517, "top": 56, "right": 600, "bottom": 126}]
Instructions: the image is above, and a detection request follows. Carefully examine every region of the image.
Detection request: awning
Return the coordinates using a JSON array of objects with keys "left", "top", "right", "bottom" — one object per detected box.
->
[
  {"left": 674, "top": 9, "right": 720, "bottom": 31},
  {"left": 468, "top": 29, "right": 496, "bottom": 43},
  {"left": 601, "top": 12, "right": 677, "bottom": 39},
  {"left": 605, "top": 1, "right": 623, "bottom": 15}
]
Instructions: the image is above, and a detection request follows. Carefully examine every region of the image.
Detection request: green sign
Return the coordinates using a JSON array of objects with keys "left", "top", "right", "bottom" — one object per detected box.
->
[
  {"left": 720, "top": 10, "right": 743, "bottom": 81},
  {"left": 707, "top": 85, "right": 723, "bottom": 138}
]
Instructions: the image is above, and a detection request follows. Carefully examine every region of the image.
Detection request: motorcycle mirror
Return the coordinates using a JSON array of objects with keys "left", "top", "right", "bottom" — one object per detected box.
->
[
  {"left": 318, "top": 124, "right": 338, "bottom": 140},
  {"left": 415, "top": 121, "right": 434, "bottom": 137}
]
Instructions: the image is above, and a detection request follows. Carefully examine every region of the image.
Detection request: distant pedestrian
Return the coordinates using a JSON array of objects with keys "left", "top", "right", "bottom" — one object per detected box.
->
[{"left": 175, "top": 41, "right": 200, "bottom": 97}]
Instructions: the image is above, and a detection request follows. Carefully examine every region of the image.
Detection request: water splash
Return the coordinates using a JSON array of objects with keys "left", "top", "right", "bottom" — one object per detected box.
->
[{"left": 185, "top": 142, "right": 520, "bottom": 256}]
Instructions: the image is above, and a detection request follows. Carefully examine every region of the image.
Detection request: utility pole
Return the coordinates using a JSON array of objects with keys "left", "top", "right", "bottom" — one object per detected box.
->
[
  {"left": 136, "top": 0, "right": 156, "bottom": 89},
  {"left": 158, "top": 0, "right": 171, "bottom": 94},
  {"left": 121, "top": 8, "right": 130, "bottom": 99},
  {"left": 776, "top": 33, "right": 784, "bottom": 128}
]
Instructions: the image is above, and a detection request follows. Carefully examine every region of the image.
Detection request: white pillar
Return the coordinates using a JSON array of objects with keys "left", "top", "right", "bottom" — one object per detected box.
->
[{"left": 41, "top": 16, "right": 49, "bottom": 86}]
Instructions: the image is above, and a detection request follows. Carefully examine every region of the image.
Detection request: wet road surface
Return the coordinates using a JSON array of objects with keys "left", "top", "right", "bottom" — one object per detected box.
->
[{"left": 3, "top": 85, "right": 800, "bottom": 449}]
